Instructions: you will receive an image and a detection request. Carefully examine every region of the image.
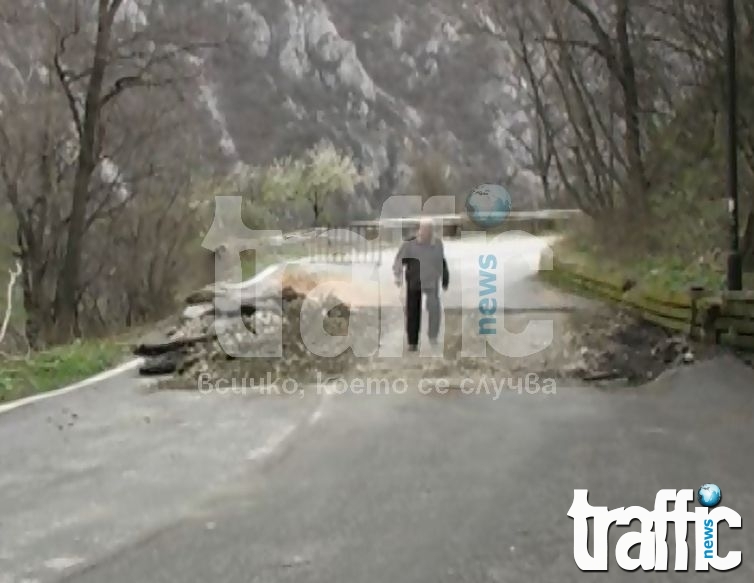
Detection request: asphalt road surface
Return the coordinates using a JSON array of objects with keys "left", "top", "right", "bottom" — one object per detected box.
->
[{"left": 1, "top": 234, "right": 753, "bottom": 582}]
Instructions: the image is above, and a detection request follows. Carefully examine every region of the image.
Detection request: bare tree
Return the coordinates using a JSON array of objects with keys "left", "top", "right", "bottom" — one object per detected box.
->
[
  {"left": 49, "top": 0, "right": 216, "bottom": 340},
  {"left": 506, "top": 6, "right": 560, "bottom": 206},
  {"left": 0, "top": 0, "right": 219, "bottom": 345}
]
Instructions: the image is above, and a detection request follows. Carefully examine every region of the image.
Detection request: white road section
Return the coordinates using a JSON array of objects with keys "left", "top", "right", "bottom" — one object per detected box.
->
[{"left": 295, "top": 233, "right": 566, "bottom": 311}]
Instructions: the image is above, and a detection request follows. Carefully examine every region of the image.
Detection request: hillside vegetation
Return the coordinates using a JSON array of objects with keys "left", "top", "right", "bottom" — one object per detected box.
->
[
  {"left": 479, "top": 0, "right": 754, "bottom": 291},
  {"left": 3, "top": 0, "right": 754, "bottom": 365}
]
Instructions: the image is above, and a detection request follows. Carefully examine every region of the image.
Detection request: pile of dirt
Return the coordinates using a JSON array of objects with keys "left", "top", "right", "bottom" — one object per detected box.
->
[
  {"left": 449, "top": 307, "right": 714, "bottom": 386},
  {"left": 135, "top": 265, "right": 719, "bottom": 392},
  {"left": 354, "top": 306, "right": 714, "bottom": 388},
  {"left": 134, "top": 282, "right": 355, "bottom": 387},
  {"left": 556, "top": 310, "right": 705, "bottom": 384}
]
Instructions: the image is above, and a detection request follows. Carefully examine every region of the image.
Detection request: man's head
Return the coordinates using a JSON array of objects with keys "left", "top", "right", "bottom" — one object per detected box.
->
[{"left": 417, "top": 218, "right": 434, "bottom": 244}]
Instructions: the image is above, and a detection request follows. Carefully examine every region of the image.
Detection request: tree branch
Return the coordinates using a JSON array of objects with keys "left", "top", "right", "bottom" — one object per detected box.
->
[
  {"left": 565, "top": 0, "right": 619, "bottom": 75},
  {"left": 538, "top": 36, "right": 603, "bottom": 56},
  {"left": 52, "top": 32, "right": 84, "bottom": 138},
  {"left": 0, "top": 261, "right": 22, "bottom": 349}
]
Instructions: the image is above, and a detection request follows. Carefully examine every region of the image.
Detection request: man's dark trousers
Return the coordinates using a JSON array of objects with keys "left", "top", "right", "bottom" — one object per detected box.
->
[{"left": 406, "top": 286, "right": 441, "bottom": 347}]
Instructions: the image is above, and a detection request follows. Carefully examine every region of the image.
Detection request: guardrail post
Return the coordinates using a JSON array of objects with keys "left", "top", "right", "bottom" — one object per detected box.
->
[{"left": 690, "top": 286, "right": 705, "bottom": 341}]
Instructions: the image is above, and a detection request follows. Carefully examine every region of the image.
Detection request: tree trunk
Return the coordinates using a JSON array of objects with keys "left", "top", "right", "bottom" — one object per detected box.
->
[
  {"left": 23, "top": 290, "right": 50, "bottom": 352},
  {"left": 742, "top": 209, "right": 754, "bottom": 272},
  {"left": 541, "top": 171, "right": 553, "bottom": 206},
  {"left": 54, "top": 1, "right": 118, "bottom": 343},
  {"left": 20, "top": 249, "right": 52, "bottom": 351},
  {"left": 615, "top": 0, "right": 649, "bottom": 213},
  {"left": 13, "top": 213, "right": 52, "bottom": 350}
]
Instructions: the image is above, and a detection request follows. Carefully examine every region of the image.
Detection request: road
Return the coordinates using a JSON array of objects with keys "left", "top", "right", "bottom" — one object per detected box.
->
[{"left": 1, "top": 234, "right": 753, "bottom": 582}]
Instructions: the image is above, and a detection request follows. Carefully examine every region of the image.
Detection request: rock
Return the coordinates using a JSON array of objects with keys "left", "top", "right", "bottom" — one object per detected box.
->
[
  {"left": 650, "top": 337, "right": 686, "bottom": 364},
  {"left": 185, "top": 287, "right": 217, "bottom": 305},
  {"left": 327, "top": 300, "right": 350, "bottom": 320},
  {"left": 211, "top": 318, "right": 282, "bottom": 359},
  {"left": 139, "top": 352, "right": 185, "bottom": 376},
  {"left": 212, "top": 291, "right": 287, "bottom": 318},
  {"left": 249, "top": 297, "right": 284, "bottom": 315},
  {"left": 249, "top": 310, "right": 284, "bottom": 334},
  {"left": 282, "top": 286, "right": 305, "bottom": 302},
  {"left": 138, "top": 285, "right": 352, "bottom": 381},
  {"left": 134, "top": 331, "right": 187, "bottom": 357},
  {"left": 182, "top": 303, "right": 215, "bottom": 321},
  {"left": 582, "top": 370, "right": 623, "bottom": 382},
  {"left": 134, "top": 327, "right": 215, "bottom": 357},
  {"left": 562, "top": 361, "right": 587, "bottom": 376},
  {"left": 174, "top": 313, "right": 216, "bottom": 341}
]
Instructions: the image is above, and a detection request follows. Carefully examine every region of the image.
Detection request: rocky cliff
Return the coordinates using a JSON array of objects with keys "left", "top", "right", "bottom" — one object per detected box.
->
[{"left": 0, "top": 0, "right": 533, "bottom": 211}]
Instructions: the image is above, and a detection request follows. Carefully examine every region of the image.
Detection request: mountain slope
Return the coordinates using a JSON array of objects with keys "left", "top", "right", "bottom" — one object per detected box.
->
[{"left": 0, "top": 0, "right": 531, "bottom": 211}]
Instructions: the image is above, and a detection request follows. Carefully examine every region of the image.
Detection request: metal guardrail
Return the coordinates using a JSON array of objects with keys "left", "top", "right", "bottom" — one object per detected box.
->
[
  {"left": 304, "top": 209, "right": 584, "bottom": 265},
  {"left": 349, "top": 210, "right": 583, "bottom": 227},
  {"left": 306, "top": 224, "right": 384, "bottom": 265}
]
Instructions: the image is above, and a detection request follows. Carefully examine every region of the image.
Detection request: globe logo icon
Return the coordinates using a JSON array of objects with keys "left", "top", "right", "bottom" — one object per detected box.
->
[
  {"left": 698, "top": 484, "right": 722, "bottom": 508},
  {"left": 465, "top": 184, "right": 512, "bottom": 229}
]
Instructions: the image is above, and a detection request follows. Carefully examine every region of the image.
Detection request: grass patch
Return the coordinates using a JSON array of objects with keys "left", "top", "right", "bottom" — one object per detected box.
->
[
  {"left": 0, "top": 341, "right": 126, "bottom": 404},
  {"left": 555, "top": 242, "right": 726, "bottom": 295},
  {"left": 555, "top": 209, "right": 734, "bottom": 296},
  {"left": 553, "top": 233, "right": 754, "bottom": 299}
]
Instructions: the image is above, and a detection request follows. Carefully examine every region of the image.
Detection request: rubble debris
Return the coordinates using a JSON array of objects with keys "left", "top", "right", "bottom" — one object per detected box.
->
[
  {"left": 136, "top": 283, "right": 354, "bottom": 383},
  {"left": 562, "top": 311, "right": 708, "bottom": 384},
  {"left": 441, "top": 307, "right": 715, "bottom": 388}
]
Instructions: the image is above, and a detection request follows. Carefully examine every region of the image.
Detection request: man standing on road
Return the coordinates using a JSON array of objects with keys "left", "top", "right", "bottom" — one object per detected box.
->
[{"left": 393, "top": 218, "right": 450, "bottom": 352}]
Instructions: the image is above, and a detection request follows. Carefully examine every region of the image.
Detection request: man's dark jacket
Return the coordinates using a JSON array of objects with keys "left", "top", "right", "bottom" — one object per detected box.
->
[{"left": 393, "top": 237, "right": 449, "bottom": 291}]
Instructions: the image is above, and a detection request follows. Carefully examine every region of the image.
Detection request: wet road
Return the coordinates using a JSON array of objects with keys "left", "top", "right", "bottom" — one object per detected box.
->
[{"left": 1, "top": 234, "right": 752, "bottom": 582}]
